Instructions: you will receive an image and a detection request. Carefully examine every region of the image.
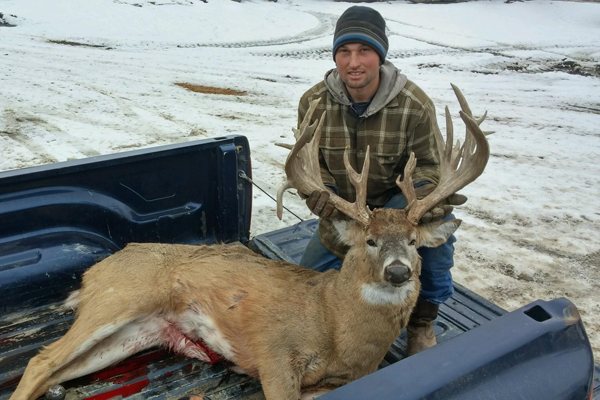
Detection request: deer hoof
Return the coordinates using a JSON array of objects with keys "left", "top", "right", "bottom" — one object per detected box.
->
[{"left": 46, "top": 385, "right": 66, "bottom": 400}]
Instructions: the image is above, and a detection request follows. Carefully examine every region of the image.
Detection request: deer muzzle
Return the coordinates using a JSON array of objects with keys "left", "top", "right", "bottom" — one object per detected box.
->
[{"left": 384, "top": 263, "right": 412, "bottom": 286}]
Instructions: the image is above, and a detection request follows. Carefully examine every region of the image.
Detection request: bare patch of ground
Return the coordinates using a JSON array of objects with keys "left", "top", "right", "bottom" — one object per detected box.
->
[
  {"left": 47, "top": 39, "right": 112, "bottom": 49},
  {"left": 174, "top": 83, "right": 247, "bottom": 96},
  {"left": 566, "top": 104, "right": 600, "bottom": 115},
  {"left": 495, "top": 59, "right": 600, "bottom": 78},
  {"left": 0, "top": 12, "right": 17, "bottom": 27},
  {"left": 550, "top": 60, "right": 599, "bottom": 77},
  {"left": 430, "top": 58, "right": 600, "bottom": 78}
]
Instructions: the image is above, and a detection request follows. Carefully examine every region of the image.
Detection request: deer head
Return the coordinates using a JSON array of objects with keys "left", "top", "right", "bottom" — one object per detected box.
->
[{"left": 277, "top": 85, "right": 489, "bottom": 291}]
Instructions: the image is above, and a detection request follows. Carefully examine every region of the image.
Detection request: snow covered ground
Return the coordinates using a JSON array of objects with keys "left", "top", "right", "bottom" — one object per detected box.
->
[{"left": 1, "top": 0, "right": 599, "bottom": 360}]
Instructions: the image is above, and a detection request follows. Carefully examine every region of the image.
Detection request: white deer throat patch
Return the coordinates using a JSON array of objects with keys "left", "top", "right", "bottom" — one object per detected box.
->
[{"left": 361, "top": 281, "right": 415, "bottom": 305}]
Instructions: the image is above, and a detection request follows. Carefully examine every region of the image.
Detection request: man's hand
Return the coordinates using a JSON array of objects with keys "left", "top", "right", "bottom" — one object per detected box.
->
[
  {"left": 413, "top": 183, "right": 467, "bottom": 224},
  {"left": 303, "top": 190, "right": 338, "bottom": 218}
]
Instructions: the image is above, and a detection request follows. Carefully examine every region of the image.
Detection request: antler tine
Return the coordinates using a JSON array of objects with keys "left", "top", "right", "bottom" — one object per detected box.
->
[
  {"left": 452, "top": 84, "right": 491, "bottom": 168},
  {"left": 277, "top": 98, "right": 372, "bottom": 226},
  {"left": 450, "top": 84, "right": 489, "bottom": 171},
  {"left": 395, "top": 153, "right": 418, "bottom": 211},
  {"left": 401, "top": 85, "right": 490, "bottom": 225},
  {"left": 477, "top": 111, "right": 488, "bottom": 126},
  {"left": 443, "top": 106, "right": 454, "bottom": 162},
  {"left": 443, "top": 106, "right": 465, "bottom": 173},
  {"left": 450, "top": 84, "right": 487, "bottom": 125},
  {"left": 277, "top": 99, "right": 324, "bottom": 220},
  {"left": 343, "top": 146, "right": 372, "bottom": 225}
]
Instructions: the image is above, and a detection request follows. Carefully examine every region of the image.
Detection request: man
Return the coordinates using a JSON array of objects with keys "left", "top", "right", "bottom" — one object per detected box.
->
[{"left": 296, "top": 6, "right": 466, "bottom": 356}]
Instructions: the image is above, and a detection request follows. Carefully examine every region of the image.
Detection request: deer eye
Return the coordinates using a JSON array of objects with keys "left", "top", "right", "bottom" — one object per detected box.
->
[
  {"left": 409, "top": 239, "right": 416, "bottom": 246},
  {"left": 366, "top": 239, "right": 377, "bottom": 247}
]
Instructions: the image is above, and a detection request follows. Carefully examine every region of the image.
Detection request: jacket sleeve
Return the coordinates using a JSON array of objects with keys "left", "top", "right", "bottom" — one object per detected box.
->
[
  {"left": 297, "top": 95, "right": 337, "bottom": 190},
  {"left": 406, "top": 101, "right": 441, "bottom": 186}
]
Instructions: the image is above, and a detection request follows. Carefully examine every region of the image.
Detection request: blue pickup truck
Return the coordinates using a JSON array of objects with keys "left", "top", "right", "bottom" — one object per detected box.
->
[{"left": 0, "top": 135, "right": 597, "bottom": 400}]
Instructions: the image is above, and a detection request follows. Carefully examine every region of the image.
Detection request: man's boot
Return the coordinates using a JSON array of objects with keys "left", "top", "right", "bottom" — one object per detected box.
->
[{"left": 406, "top": 297, "right": 439, "bottom": 356}]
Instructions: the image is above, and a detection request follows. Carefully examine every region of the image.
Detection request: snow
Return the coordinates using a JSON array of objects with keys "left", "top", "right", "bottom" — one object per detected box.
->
[{"left": 1, "top": 0, "right": 599, "bottom": 361}]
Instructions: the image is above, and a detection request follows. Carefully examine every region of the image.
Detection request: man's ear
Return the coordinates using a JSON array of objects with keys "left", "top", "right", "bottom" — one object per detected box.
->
[
  {"left": 332, "top": 219, "right": 364, "bottom": 246},
  {"left": 417, "top": 219, "right": 462, "bottom": 248}
]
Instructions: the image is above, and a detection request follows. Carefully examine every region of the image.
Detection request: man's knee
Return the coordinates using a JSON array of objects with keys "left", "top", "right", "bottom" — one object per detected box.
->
[
  {"left": 419, "top": 234, "right": 456, "bottom": 272},
  {"left": 299, "top": 231, "right": 343, "bottom": 272}
]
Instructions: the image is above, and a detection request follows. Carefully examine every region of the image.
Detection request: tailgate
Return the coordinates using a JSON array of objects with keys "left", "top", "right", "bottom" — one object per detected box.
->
[{"left": 0, "top": 136, "right": 252, "bottom": 314}]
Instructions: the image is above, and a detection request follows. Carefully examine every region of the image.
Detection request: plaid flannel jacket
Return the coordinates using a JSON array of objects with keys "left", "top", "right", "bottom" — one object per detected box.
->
[{"left": 297, "top": 62, "right": 441, "bottom": 258}]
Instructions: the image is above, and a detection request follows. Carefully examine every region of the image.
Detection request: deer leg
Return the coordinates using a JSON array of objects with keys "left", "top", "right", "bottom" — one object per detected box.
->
[
  {"left": 8, "top": 309, "right": 156, "bottom": 400},
  {"left": 300, "top": 389, "right": 332, "bottom": 400},
  {"left": 26, "top": 314, "right": 166, "bottom": 400},
  {"left": 259, "top": 361, "right": 302, "bottom": 400}
]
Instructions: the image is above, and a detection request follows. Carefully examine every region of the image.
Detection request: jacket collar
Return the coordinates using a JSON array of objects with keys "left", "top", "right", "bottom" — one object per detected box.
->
[{"left": 324, "top": 60, "right": 408, "bottom": 117}]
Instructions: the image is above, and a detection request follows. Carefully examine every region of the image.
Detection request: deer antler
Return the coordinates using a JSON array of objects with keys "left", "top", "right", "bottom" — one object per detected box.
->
[
  {"left": 396, "top": 84, "right": 490, "bottom": 225},
  {"left": 277, "top": 98, "right": 372, "bottom": 226}
]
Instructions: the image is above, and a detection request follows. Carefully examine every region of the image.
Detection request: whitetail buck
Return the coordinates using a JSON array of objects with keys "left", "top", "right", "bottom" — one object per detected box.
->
[{"left": 9, "top": 85, "right": 489, "bottom": 400}]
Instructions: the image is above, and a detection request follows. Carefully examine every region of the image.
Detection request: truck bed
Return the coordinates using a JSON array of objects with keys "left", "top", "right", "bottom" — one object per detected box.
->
[
  {"left": 0, "top": 137, "right": 597, "bottom": 400},
  {"left": 2, "top": 220, "right": 597, "bottom": 399}
]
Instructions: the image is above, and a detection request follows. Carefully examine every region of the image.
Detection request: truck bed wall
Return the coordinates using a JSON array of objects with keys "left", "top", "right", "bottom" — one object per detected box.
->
[{"left": 0, "top": 136, "right": 252, "bottom": 314}]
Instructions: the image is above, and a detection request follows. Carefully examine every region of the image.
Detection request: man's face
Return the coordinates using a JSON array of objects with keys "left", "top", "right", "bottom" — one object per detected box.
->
[{"left": 335, "top": 43, "right": 380, "bottom": 92}]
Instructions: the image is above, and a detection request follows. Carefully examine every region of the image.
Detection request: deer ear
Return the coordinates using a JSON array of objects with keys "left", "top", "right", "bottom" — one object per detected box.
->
[
  {"left": 332, "top": 219, "right": 364, "bottom": 246},
  {"left": 417, "top": 219, "right": 462, "bottom": 248}
]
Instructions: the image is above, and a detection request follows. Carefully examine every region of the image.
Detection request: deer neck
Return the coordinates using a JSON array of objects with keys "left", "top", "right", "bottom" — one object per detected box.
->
[
  {"left": 328, "top": 250, "right": 419, "bottom": 326},
  {"left": 317, "top": 252, "right": 418, "bottom": 371}
]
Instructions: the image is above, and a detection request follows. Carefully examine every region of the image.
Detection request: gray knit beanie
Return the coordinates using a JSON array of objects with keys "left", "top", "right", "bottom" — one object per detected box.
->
[{"left": 332, "top": 6, "right": 388, "bottom": 64}]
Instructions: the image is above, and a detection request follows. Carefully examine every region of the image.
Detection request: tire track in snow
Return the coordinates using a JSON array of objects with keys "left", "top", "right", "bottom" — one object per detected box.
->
[
  {"left": 252, "top": 47, "right": 465, "bottom": 60},
  {"left": 386, "top": 17, "right": 600, "bottom": 70},
  {"left": 1, "top": 108, "right": 101, "bottom": 159},
  {"left": 178, "top": 11, "right": 335, "bottom": 49},
  {"left": 1, "top": 109, "right": 59, "bottom": 165}
]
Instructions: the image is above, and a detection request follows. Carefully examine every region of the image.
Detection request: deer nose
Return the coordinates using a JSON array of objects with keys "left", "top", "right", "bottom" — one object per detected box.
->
[{"left": 384, "top": 263, "right": 412, "bottom": 285}]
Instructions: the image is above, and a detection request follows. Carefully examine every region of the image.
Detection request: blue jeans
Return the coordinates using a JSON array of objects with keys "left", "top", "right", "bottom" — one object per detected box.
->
[{"left": 298, "top": 192, "right": 456, "bottom": 305}]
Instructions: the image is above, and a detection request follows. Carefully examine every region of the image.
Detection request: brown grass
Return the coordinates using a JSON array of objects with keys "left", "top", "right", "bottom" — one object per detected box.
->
[{"left": 174, "top": 83, "right": 247, "bottom": 96}]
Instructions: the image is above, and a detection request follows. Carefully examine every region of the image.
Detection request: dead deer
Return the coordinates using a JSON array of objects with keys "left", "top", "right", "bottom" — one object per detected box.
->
[{"left": 9, "top": 85, "right": 489, "bottom": 400}]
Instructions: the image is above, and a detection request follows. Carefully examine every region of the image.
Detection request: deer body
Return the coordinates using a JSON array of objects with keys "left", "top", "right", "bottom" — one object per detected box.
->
[
  {"left": 10, "top": 85, "right": 488, "bottom": 400},
  {"left": 11, "top": 221, "right": 427, "bottom": 400}
]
